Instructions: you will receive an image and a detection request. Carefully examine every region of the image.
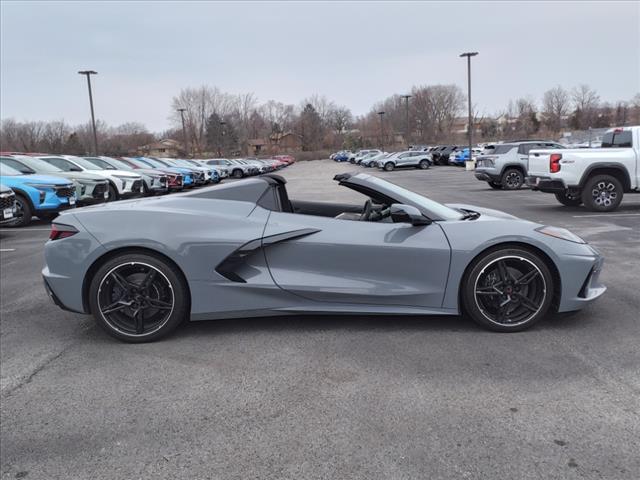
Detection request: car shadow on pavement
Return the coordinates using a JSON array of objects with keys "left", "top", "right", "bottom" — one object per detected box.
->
[{"left": 170, "top": 311, "right": 586, "bottom": 340}]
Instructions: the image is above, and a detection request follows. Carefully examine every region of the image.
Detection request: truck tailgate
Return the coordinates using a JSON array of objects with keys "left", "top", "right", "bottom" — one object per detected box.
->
[{"left": 528, "top": 150, "right": 552, "bottom": 175}]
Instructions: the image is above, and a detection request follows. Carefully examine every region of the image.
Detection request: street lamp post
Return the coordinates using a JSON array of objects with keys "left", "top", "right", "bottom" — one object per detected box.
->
[
  {"left": 219, "top": 121, "right": 226, "bottom": 157},
  {"left": 177, "top": 108, "right": 188, "bottom": 158},
  {"left": 378, "top": 111, "right": 385, "bottom": 150},
  {"left": 459, "top": 52, "right": 478, "bottom": 163},
  {"left": 401, "top": 94, "right": 412, "bottom": 148},
  {"left": 78, "top": 70, "right": 99, "bottom": 155}
]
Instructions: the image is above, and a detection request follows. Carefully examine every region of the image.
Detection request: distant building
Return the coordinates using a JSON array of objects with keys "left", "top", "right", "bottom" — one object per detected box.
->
[
  {"left": 135, "top": 139, "right": 183, "bottom": 157},
  {"left": 269, "top": 132, "right": 302, "bottom": 153},
  {"left": 247, "top": 138, "right": 267, "bottom": 156}
]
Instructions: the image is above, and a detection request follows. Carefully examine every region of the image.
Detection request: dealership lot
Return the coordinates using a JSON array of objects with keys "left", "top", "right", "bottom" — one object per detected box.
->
[{"left": 1, "top": 161, "right": 639, "bottom": 479}]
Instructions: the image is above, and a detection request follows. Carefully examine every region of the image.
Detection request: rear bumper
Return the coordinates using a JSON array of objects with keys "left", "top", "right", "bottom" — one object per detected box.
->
[
  {"left": 525, "top": 176, "right": 567, "bottom": 193},
  {"left": 474, "top": 171, "right": 500, "bottom": 182}
]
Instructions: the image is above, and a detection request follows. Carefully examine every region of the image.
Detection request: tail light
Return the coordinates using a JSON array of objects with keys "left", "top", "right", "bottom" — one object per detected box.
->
[
  {"left": 550, "top": 153, "right": 562, "bottom": 173},
  {"left": 50, "top": 223, "right": 78, "bottom": 241}
]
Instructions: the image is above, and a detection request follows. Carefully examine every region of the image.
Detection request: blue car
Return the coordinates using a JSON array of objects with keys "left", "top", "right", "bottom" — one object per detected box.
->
[
  {"left": 0, "top": 163, "right": 76, "bottom": 227},
  {"left": 449, "top": 148, "right": 469, "bottom": 166},
  {"left": 134, "top": 157, "right": 195, "bottom": 188},
  {"left": 334, "top": 152, "right": 350, "bottom": 162}
]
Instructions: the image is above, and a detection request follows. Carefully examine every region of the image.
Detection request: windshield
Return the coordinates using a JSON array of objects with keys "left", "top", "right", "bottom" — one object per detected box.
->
[
  {"left": 103, "top": 158, "right": 134, "bottom": 170},
  {"left": 0, "top": 163, "right": 24, "bottom": 176},
  {"left": 17, "top": 157, "right": 64, "bottom": 173},
  {"left": 66, "top": 157, "right": 104, "bottom": 170},
  {"left": 354, "top": 175, "right": 463, "bottom": 221},
  {"left": 83, "top": 157, "right": 117, "bottom": 170}
]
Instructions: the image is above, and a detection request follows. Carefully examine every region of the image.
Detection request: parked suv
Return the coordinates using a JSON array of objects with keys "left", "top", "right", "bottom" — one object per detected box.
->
[
  {"left": 378, "top": 151, "right": 432, "bottom": 171},
  {"left": 474, "top": 141, "right": 565, "bottom": 190},
  {"left": 0, "top": 163, "right": 76, "bottom": 226},
  {"left": 0, "top": 155, "right": 109, "bottom": 206}
]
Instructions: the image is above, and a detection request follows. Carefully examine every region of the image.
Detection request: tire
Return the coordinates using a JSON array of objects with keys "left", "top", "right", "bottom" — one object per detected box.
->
[
  {"left": 384, "top": 162, "right": 394, "bottom": 171},
  {"left": 488, "top": 181, "right": 503, "bottom": 190},
  {"left": 232, "top": 169, "right": 243, "bottom": 179},
  {"left": 11, "top": 194, "right": 32, "bottom": 227},
  {"left": 581, "top": 174, "right": 623, "bottom": 212},
  {"left": 107, "top": 184, "right": 118, "bottom": 202},
  {"left": 88, "top": 252, "right": 189, "bottom": 343},
  {"left": 554, "top": 191, "right": 582, "bottom": 207},
  {"left": 418, "top": 160, "right": 430, "bottom": 170},
  {"left": 461, "top": 247, "right": 554, "bottom": 332},
  {"left": 501, "top": 168, "right": 524, "bottom": 190}
]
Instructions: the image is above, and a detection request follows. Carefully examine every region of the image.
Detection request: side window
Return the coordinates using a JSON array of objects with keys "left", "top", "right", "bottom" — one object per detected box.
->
[
  {"left": 517, "top": 144, "right": 534, "bottom": 155},
  {"left": 602, "top": 131, "right": 632, "bottom": 148}
]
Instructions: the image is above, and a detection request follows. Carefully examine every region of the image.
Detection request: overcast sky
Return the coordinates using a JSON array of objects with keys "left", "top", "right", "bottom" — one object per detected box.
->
[{"left": 1, "top": 1, "right": 639, "bottom": 132}]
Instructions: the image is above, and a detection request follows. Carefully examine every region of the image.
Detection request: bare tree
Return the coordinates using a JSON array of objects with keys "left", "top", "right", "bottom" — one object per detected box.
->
[
  {"left": 542, "top": 86, "right": 571, "bottom": 133},
  {"left": 329, "top": 107, "right": 352, "bottom": 134},
  {"left": 570, "top": 84, "right": 600, "bottom": 129}
]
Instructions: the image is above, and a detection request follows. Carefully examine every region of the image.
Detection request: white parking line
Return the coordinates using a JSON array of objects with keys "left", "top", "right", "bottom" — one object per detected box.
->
[
  {"left": 572, "top": 213, "right": 640, "bottom": 218},
  {"left": 0, "top": 248, "right": 16, "bottom": 252}
]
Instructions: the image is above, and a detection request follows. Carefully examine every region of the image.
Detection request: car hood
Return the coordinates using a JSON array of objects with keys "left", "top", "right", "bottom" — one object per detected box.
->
[
  {"left": 90, "top": 169, "right": 141, "bottom": 178},
  {"left": 445, "top": 203, "right": 519, "bottom": 220},
  {"left": 0, "top": 183, "right": 13, "bottom": 194},
  {"left": 48, "top": 171, "right": 107, "bottom": 182},
  {"left": 1, "top": 174, "right": 72, "bottom": 186}
]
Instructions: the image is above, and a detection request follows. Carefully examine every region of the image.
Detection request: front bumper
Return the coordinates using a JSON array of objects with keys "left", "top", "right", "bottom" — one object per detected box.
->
[{"left": 525, "top": 176, "right": 567, "bottom": 193}]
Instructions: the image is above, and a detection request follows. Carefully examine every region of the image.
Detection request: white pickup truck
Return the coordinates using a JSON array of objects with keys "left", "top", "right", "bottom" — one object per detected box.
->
[{"left": 526, "top": 126, "right": 640, "bottom": 211}]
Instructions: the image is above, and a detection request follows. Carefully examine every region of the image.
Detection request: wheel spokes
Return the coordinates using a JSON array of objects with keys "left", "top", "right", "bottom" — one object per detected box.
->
[
  {"left": 145, "top": 297, "right": 173, "bottom": 310},
  {"left": 515, "top": 269, "right": 539, "bottom": 285},
  {"left": 515, "top": 293, "right": 540, "bottom": 312}
]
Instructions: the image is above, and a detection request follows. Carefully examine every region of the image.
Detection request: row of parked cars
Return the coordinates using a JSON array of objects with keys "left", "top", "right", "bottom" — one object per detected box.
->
[{"left": 0, "top": 153, "right": 295, "bottom": 227}]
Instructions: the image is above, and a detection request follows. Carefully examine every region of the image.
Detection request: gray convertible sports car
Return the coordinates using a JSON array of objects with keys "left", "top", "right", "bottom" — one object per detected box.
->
[{"left": 43, "top": 173, "right": 606, "bottom": 342}]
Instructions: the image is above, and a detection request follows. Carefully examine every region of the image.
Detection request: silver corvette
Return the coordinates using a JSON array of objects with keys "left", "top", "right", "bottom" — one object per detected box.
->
[{"left": 43, "top": 173, "right": 606, "bottom": 342}]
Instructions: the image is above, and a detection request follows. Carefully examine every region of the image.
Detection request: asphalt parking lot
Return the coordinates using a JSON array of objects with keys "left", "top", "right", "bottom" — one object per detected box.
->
[{"left": 1, "top": 160, "right": 639, "bottom": 480}]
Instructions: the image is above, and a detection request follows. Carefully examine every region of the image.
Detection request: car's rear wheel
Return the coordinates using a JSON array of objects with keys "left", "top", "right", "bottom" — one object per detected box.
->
[
  {"left": 488, "top": 181, "right": 503, "bottom": 190},
  {"left": 502, "top": 168, "right": 524, "bottom": 190},
  {"left": 462, "top": 247, "right": 554, "bottom": 332},
  {"left": 581, "top": 174, "right": 623, "bottom": 212},
  {"left": 232, "top": 169, "right": 243, "bottom": 179},
  {"left": 555, "top": 190, "right": 582, "bottom": 207},
  {"left": 418, "top": 160, "right": 430, "bottom": 169},
  {"left": 384, "top": 162, "right": 394, "bottom": 171},
  {"left": 88, "top": 253, "right": 189, "bottom": 342},
  {"left": 11, "top": 194, "right": 32, "bottom": 227}
]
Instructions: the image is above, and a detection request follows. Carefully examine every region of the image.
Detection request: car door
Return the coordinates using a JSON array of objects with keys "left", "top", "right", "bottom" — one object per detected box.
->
[
  {"left": 396, "top": 153, "right": 411, "bottom": 167},
  {"left": 262, "top": 211, "right": 451, "bottom": 308},
  {"left": 516, "top": 143, "right": 536, "bottom": 170}
]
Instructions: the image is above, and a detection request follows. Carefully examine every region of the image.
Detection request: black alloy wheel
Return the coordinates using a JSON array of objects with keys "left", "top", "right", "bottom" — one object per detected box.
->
[
  {"left": 463, "top": 248, "right": 554, "bottom": 332},
  {"left": 89, "top": 254, "right": 188, "bottom": 342}
]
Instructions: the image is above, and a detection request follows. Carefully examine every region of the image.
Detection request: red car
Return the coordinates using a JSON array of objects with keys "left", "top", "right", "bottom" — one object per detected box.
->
[{"left": 272, "top": 154, "right": 295, "bottom": 165}]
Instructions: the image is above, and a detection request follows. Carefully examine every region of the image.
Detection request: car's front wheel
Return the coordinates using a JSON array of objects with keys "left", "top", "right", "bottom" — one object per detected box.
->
[
  {"left": 555, "top": 190, "right": 582, "bottom": 207},
  {"left": 581, "top": 174, "right": 623, "bottom": 212},
  {"left": 107, "top": 184, "right": 118, "bottom": 202},
  {"left": 232, "top": 169, "right": 244, "bottom": 179},
  {"left": 11, "top": 194, "right": 32, "bottom": 227},
  {"left": 418, "top": 160, "right": 430, "bottom": 169},
  {"left": 384, "top": 162, "right": 394, "bottom": 171},
  {"left": 462, "top": 247, "right": 554, "bottom": 332},
  {"left": 88, "top": 252, "right": 189, "bottom": 342}
]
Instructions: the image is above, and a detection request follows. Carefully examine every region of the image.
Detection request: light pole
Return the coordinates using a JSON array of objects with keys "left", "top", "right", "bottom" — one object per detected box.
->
[
  {"left": 459, "top": 52, "right": 478, "bottom": 162},
  {"left": 78, "top": 70, "right": 98, "bottom": 155},
  {"left": 378, "top": 111, "right": 385, "bottom": 150},
  {"left": 219, "top": 121, "right": 226, "bottom": 157},
  {"left": 401, "top": 94, "right": 412, "bottom": 148},
  {"left": 177, "top": 108, "right": 188, "bottom": 158}
]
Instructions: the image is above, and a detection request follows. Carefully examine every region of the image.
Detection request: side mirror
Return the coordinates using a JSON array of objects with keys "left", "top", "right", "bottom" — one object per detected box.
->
[
  {"left": 390, "top": 204, "right": 431, "bottom": 226},
  {"left": 70, "top": 166, "right": 82, "bottom": 172}
]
